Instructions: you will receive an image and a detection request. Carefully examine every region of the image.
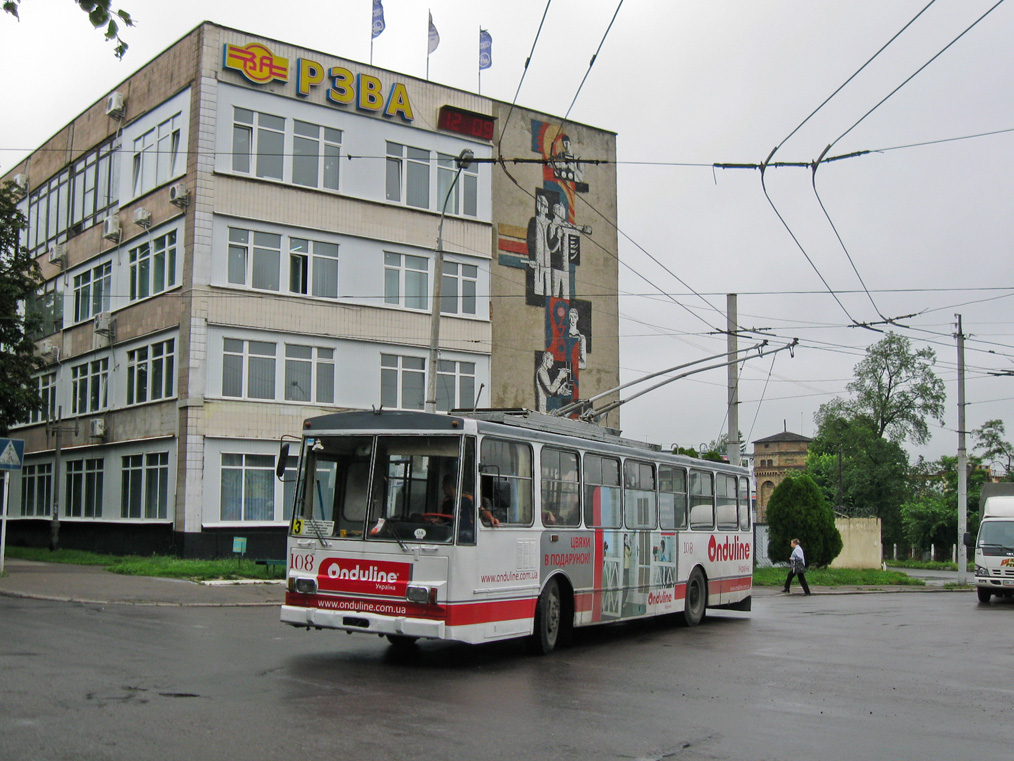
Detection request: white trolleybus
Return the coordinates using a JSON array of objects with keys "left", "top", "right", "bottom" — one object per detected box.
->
[{"left": 278, "top": 408, "right": 753, "bottom": 654}]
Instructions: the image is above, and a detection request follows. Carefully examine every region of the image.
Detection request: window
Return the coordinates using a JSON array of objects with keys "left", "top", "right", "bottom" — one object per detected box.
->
[
  {"left": 293, "top": 121, "right": 341, "bottom": 190},
  {"left": 71, "top": 357, "right": 108, "bottom": 414},
  {"left": 284, "top": 344, "right": 335, "bottom": 403},
  {"left": 436, "top": 360, "right": 475, "bottom": 412},
  {"left": 132, "top": 112, "right": 183, "bottom": 196},
  {"left": 232, "top": 108, "right": 285, "bottom": 180},
  {"left": 689, "top": 470, "right": 715, "bottom": 530},
  {"left": 584, "top": 454, "right": 621, "bottom": 528},
  {"left": 223, "top": 339, "right": 276, "bottom": 399},
  {"left": 437, "top": 153, "right": 479, "bottom": 217},
  {"left": 386, "top": 142, "right": 430, "bottom": 208},
  {"left": 384, "top": 252, "right": 428, "bottom": 310},
  {"left": 66, "top": 458, "right": 103, "bottom": 518},
  {"left": 288, "top": 238, "right": 339, "bottom": 298},
  {"left": 480, "top": 438, "right": 533, "bottom": 525},
  {"left": 659, "top": 466, "right": 688, "bottom": 530},
  {"left": 127, "top": 338, "right": 176, "bottom": 405},
  {"left": 121, "top": 452, "right": 169, "bottom": 519},
  {"left": 29, "top": 372, "right": 56, "bottom": 424},
  {"left": 20, "top": 463, "right": 52, "bottom": 516},
  {"left": 221, "top": 453, "right": 276, "bottom": 521},
  {"left": 440, "top": 261, "right": 478, "bottom": 315},
  {"left": 716, "top": 473, "right": 739, "bottom": 530},
  {"left": 26, "top": 138, "right": 118, "bottom": 255},
  {"left": 26, "top": 280, "right": 63, "bottom": 340},
  {"left": 380, "top": 354, "right": 425, "bottom": 410},
  {"left": 72, "top": 261, "right": 111, "bottom": 322},
  {"left": 541, "top": 447, "right": 580, "bottom": 527},
  {"left": 739, "top": 476, "right": 751, "bottom": 530},
  {"left": 129, "top": 230, "right": 178, "bottom": 300},
  {"left": 623, "top": 460, "right": 656, "bottom": 529}
]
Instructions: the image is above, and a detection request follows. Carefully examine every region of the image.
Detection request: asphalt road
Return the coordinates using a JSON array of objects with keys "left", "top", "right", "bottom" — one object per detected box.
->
[{"left": 2, "top": 590, "right": 1012, "bottom": 761}]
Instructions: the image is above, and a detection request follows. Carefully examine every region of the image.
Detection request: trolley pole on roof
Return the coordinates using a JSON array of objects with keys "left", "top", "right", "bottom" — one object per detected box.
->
[{"left": 726, "top": 294, "right": 741, "bottom": 466}]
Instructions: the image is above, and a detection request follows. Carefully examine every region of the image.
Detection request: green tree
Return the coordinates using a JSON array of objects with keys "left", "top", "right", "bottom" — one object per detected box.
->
[
  {"left": 973, "top": 419, "right": 1013, "bottom": 480},
  {"left": 837, "top": 332, "right": 946, "bottom": 446},
  {"left": 4, "top": 1, "right": 134, "bottom": 58},
  {"left": 766, "top": 473, "right": 842, "bottom": 568},
  {"left": 0, "top": 181, "right": 44, "bottom": 434}
]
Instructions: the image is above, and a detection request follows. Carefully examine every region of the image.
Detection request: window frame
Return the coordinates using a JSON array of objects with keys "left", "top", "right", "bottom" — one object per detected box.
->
[{"left": 540, "top": 446, "right": 581, "bottom": 527}]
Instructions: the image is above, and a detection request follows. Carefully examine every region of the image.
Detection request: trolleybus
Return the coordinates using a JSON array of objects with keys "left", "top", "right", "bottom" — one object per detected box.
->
[{"left": 278, "top": 408, "right": 752, "bottom": 654}]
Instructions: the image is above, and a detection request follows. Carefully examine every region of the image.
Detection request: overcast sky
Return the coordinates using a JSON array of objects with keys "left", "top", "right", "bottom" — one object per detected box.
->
[{"left": 3, "top": 0, "right": 1012, "bottom": 464}]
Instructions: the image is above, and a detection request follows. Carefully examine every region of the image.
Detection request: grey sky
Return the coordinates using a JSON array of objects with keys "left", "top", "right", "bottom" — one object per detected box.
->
[{"left": 4, "top": 0, "right": 1011, "bottom": 463}]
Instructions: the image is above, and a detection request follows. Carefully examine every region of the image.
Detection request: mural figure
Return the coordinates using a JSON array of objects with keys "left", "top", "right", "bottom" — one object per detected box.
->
[
  {"left": 526, "top": 192, "right": 552, "bottom": 297},
  {"left": 535, "top": 350, "right": 570, "bottom": 413},
  {"left": 566, "top": 306, "right": 587, "bottom": 370},
  {"left": 551, "top": 134, "right": 583, "bottom": 184}
]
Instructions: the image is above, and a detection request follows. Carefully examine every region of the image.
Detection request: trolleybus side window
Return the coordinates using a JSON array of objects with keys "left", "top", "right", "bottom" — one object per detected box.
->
[
  {"left": 716, "top": 473, "right": 738, "bottom": 530},
  {"left": 541, "top": 447, "right": 580, "bottom": 527},
  {"left": 623, "top": 460, "right": 656, "bottom": 530},
  {"left": 658, "top": 465, "right": 687, "bottom": 530},
  {"left": 479, "top": 437, "right": 533, "bottom": 526},
  {"left": 689, "top": 469, "right": 715, "bottom": 530},
  {"left": 739, "top": 476, "right": 751, "bottom": 530},
  {"left": 456, "top": 436, "right": 478, "bottom": 544},
  {"left": 583, "top": 453, "right": 621, "bottom": 528}
]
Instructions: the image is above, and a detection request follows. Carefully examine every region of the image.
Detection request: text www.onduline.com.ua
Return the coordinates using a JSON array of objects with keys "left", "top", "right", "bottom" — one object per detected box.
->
[
  {"left": 480, "top": 570, "right": 540, "bottom": 584},
  {"left": 316, "top": 598, "right": 407, "bottom": 616}
]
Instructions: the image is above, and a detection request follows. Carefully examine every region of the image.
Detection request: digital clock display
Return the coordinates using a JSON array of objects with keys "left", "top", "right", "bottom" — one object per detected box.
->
[{"left": 438, "top": 105, "right": 495, "bottom": 141}]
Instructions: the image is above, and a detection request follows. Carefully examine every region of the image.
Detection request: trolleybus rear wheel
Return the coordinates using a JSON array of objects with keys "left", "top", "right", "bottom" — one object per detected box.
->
[
  {"left": 682, "top": 568, "right": 707, "bottom": 627},
  {"left": 528, "top": 578, "right": 561, "bottom": 655}
]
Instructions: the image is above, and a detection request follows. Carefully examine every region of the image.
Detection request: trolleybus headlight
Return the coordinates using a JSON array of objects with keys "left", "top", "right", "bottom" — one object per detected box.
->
[
  {"left": 293, "top": 577, "right": 318, "bottom": 595},
  {"left": 406, "top": 585, "right": 437, "bottom": 604}
]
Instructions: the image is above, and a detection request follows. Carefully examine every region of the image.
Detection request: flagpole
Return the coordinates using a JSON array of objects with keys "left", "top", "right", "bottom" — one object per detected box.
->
[
  {"left": 478, "top": 25, "right": 482, "bottom": 94},
  {"left": 427, "top": 8, "right": 431, "bottom": 81}
]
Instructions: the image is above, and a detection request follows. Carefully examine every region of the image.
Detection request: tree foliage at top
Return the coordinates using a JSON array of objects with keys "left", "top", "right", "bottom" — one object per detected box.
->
[
  {"left": 973, "top": 419, "right": 1013, "bottom": 480},
  {"left": 0, "top": 182, "right": 44, "bottom": 435},
  {"left": 824, "top": 332, "right": 945, "bottom": 447},
  {"left": 766, "top": 473, "right": 842, "bottom": 568},
  {"left": 902, "top": 454, "right": 988, "bottom": 554},
  {"left": 4, "top": 1, "right": 134, "bottom": 58}
]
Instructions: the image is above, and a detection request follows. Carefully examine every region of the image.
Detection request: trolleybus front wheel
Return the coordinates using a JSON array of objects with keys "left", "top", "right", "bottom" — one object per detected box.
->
[
  {"left": 682, "top": 567, "right": 707, "bottom": 627},
  {"left": 528, "top": 578, "right": 562, "bottom": 655},
  {"left": 977, "top": 587, "right": 992, "bottom": 604}
]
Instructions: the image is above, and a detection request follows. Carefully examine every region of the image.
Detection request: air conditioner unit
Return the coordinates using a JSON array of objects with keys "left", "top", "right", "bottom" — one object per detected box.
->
[
  {"left": 168, "top": 182, "right": 189, "bottom": 208},
  {"left": 89, "top": 418, "right": 107, "bottom": 438},
  {"left": 103, "top": 215, "right": 121, "bottom": 241},
  {"left": 133, "top": 207, "right": 152, "bottom": 228},
  {"left": 93, "top": 311, "right": 114, "bottom": 335},
  {"left": 39, "top": 340, "right": 59, "bottom": 363},
  {"left": 48, "top": 243, "right": 68, "bottom": 266},
  {"left": 12, "top": 173, "right": 28, "bottom": 196},
  {"left": 105, "top": 91, "right": 126, "bottom": 119}
]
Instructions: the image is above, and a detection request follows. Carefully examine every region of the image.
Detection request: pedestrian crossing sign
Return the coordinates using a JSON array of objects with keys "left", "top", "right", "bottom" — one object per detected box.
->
[{"left": 0, "top": 439, "right": 25, "bottom": 471}]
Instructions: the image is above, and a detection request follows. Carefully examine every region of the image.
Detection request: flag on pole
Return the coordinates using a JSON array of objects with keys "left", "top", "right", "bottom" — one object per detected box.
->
[
  {"left": 372, "top": 0, "right": 385, "bottom": 39},
  {"left": 428, "top": 11, "right": 440, "bottom": 54},
  {"left": 479, "top": 29, "right": 492, "bottom": 70}
]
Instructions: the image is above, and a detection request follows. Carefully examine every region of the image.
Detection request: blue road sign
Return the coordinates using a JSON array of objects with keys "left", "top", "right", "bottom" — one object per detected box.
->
[{"left": 0, "top": 439, "right": 25, "bottom": 471}]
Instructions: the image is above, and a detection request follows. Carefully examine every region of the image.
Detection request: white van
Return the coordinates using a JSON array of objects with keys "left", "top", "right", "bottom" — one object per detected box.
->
[{"left": 965, "top": 484, "right": 1014, "bottom": 603}]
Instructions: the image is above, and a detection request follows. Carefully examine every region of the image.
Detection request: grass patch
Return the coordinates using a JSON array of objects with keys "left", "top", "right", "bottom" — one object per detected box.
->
[
  {"left": 886, "top": 558, "right": 959, "bottom": 571},
  {"left": 4, "top": 547, "right": 281, "bottom": 581},
  {"left": 753, "top": 566, "right": 924, "bottom": 587}
]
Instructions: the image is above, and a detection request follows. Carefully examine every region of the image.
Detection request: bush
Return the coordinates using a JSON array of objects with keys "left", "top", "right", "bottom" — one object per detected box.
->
[{"left": 767, "top": 473, "right": 843, "bottom": 568}]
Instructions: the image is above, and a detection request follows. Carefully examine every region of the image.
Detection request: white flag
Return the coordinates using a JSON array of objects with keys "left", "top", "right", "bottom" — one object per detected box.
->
[{"left": 428, "top": 11, "right": 440, "bottom": 54}]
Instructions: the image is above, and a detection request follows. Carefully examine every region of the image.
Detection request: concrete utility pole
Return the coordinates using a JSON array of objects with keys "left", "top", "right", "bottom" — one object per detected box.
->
[
  {"left": 956, "top": 314, "right": 967, "bottom": 584},
  {"left": 726, "top": 294, "right": 741, "bottom": 466},
  {"left": 47, "top": 408, "right": 77, "bottom": 551}
]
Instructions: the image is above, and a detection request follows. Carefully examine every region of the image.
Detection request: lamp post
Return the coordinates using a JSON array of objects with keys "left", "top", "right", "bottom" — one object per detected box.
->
[{"left": 425, "top": 148, "right": 473, "bottom": 413}]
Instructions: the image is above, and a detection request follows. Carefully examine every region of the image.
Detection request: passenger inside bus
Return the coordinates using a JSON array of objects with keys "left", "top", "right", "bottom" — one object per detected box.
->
[{"left": 442, "top": 473, "right": 499, "bottom": 543}]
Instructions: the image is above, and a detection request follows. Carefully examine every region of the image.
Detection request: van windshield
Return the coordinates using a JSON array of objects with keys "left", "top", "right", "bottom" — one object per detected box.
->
[{"left": 978, "top": 521, "right": 1014, "bottom": 552}]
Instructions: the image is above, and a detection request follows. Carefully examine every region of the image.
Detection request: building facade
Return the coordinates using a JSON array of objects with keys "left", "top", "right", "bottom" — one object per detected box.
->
[
  {"left": 751, "top": 431, "right": 812, "bottom": 522},
  {"left": 3, "top": 23, "right": 619, "bottom": 557}
]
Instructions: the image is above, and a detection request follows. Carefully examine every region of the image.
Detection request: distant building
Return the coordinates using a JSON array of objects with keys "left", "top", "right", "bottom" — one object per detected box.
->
[{"left": 752, "top": 431, "right": 812, "bottom": 522}]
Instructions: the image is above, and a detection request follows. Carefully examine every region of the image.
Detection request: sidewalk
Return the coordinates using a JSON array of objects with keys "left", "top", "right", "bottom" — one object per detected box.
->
[
  {"left": 0, "top": 559, "right": 284, "bottom": 607},
  {"left": 0, "top": 558, "right": 968, "bottom": 607}
]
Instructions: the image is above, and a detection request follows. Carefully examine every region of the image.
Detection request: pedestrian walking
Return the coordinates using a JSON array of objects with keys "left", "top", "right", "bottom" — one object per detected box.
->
[{"left": 783, "top": 538, "right": 811, "bottom": 595}]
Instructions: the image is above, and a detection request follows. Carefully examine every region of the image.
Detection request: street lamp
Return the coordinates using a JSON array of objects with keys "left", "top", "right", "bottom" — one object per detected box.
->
[{"left": 425, "top": 148, "right": 474, "bottom": 413}]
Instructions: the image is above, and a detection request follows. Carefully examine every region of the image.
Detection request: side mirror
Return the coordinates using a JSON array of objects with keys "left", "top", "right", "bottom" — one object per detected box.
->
[
  {"left": 276, "top": 442, "right": 290, "bottom": 480},
  {"left": 962, "top": 532, "right": 973, "bottom": 548}
]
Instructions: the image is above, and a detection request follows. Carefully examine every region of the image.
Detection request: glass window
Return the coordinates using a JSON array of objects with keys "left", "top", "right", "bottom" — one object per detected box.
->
[
  {"left": 380, "top": 354, "right": 425, "bottom": 410},
  {"left": 29, "top": 372, "right": 56, "bottom": 424},
  {"left": 20, "top": 463, "right": 52, "bottom": 517},
  {"left": 127, "top": 338, "right": 175, "bottom": 405},
  {"left": 252, "top": 231, "right": 281, "bottom": 291},
  {"left": 623, "top": 460, "right": 656, "bottom": 529},
  {"left": 293, "top": 121, "right": 342, "bottom": 190},
  {"left": 71, "top": 357, "right": 108, "bottom": 414},
  {"left": 436, "top": 360, "right": 475, "bottom": 412},
  {"left": 129, "top": 230, "right": 178, "bottom": 301},
  {"left": 716, "top": 473, "right": 739, "bottom": 530},
  {"left": 739, "top": 476, "right": 752, "bottom": 530},
  {"left": 256, "top": 112, "right": 285, "bottom": 180},
  {"left": 66, "top": 458, "right": 103, "bottom": 518},
  {"left": 689, "top": 470, "right": 715, "bottom": 530},
  {"left": 222, "top": 339, "right": 276, "bottom": 399},
  {"left": 659, "top": 466, "right": 687, "bottom": 530},
  {"left": 73, "top": 261, "right": 111, "bottom": 322},
  {"left": 583, "top": 453, "right": 621, "bottom": 528},
  {"left": 541, "top": 447, "right": 580, "bottom": 527},
  {"left": 384, "top": 252, "right": 429, "bottom": 310},
  {"left": 221, "top": 453, "right": 276, "bottom": 521},
  {"left": 132, "top": 112, "right": 182, "bottom": 196},
  {"left": 441, "top": 261, "right": 479, "bottom": 315},
  {"left": 121, "top": 452, "right": 169, "bottom": 519},
  {"left": 480, "top": 438, "right": 533, "bottom": 526},
  {"left": 284, "top": 344, "right": 335, "bottom": 404}
]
